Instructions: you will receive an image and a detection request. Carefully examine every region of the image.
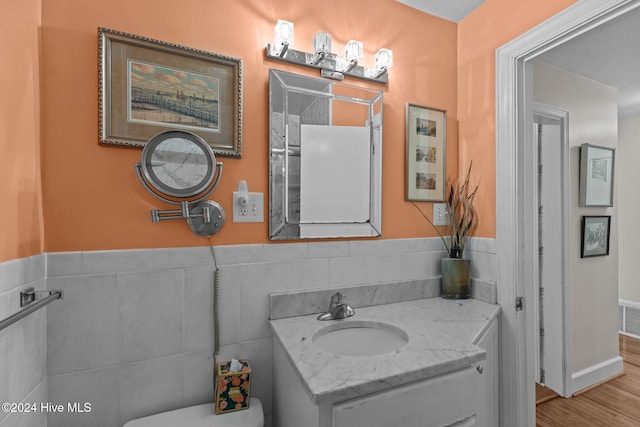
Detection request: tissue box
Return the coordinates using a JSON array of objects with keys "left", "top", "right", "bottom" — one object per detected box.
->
[{"left": 214, "top": 359, "right": 252, "bottom": 414}]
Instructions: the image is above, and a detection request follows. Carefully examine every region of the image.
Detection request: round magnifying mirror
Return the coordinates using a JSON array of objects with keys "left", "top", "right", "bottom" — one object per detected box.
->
[{"left": 141, "top": 130, "right": 215, "bottom": 198}]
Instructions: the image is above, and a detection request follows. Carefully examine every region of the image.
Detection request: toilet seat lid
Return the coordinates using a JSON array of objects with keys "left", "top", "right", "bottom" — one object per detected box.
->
[{"left": 123, "top": 398, "right": 264, "bottom": 427}]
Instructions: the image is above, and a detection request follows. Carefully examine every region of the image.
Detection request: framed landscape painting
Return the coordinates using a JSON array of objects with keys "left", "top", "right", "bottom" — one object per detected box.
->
[{"left": 99, "top": 28, "right": 242, "bottom": 157}]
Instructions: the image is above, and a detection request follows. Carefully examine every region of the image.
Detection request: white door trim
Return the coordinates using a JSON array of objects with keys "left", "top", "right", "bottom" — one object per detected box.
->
[{"left": 495, "top": 1, "right": 640, "bottom": 425}]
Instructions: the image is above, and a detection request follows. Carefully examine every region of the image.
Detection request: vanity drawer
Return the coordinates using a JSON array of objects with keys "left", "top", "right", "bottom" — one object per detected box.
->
[{"left": 332, "top": 366, "right": 477, "bottom": 427}]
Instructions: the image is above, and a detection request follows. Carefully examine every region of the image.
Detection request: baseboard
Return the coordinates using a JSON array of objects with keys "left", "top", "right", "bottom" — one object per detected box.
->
[
  {"left": 620, "top": 331, "right": 640, "bottom": 340},
  {"left": 571, "top": 371, "right": 625, "bottom": 397},
  {"left": 570, "top": 356, "right": 624, "bottom": 396}
]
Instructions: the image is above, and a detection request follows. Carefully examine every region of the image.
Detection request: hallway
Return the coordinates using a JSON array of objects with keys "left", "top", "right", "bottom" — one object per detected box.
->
[{"left": 536, "top": 335, "right": 640, "bottom": 426}]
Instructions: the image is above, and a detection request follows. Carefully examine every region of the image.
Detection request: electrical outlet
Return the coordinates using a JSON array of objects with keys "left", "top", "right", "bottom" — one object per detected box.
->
[
  {"left": 233, "top": 192, "right": 264, "bottom": 223},
  {"left": 433, "top": 203, "right": 448, "bottom": 226}
]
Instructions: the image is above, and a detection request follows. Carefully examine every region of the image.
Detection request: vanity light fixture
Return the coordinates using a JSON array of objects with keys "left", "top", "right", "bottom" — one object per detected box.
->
[
  {"left": 366, "top": 48, "right": 394, "bottom": 79},
  {"left": 273, "top": 19, "right": 294, "bottom": 57},
  {"left": 310, "top": 31, "right": 331, "bottom": 65},
  {"left": 343, "top": 40, "right": 363, "bottom": 72},
  {"left": 313, "top": 31, "right": 331, "bottom": 54},
  {"left": 265, "top": 20, "right": 392, "bottom": 84}
]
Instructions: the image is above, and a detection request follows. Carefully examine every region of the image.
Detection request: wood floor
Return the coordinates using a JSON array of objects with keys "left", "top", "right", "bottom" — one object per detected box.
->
[{"left": 536, "top": 334, "right": 640, "bottom": 426}]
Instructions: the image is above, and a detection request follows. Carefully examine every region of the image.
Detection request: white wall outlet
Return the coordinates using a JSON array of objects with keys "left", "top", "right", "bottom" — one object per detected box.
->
[
  {"left": 233, "top": 192, "right": 264, "bottom": 223},
  {"left": 433, "top": 203, "right": 449, "bottom": 226}
]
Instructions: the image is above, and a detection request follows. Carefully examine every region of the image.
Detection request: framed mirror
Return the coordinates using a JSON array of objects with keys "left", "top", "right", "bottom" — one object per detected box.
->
[
  {"left": 268, "top": 69, "right": 383, "bottom": 240},
  {"left": 141, "top": 130, "right": 216, "bottom": 198},
  {"left": 135, "top": 130, "right": 225, "bottom": 237}
]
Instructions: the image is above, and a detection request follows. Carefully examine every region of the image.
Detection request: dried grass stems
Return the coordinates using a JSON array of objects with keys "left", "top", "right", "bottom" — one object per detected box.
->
[{"left": 412, "top": 162, "right": 479, "bottom": 258}]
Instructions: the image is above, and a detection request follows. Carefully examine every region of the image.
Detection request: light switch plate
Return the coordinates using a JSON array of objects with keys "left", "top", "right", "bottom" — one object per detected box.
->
[
  {"left": 232, "top": 192, "right": 264, "bottom": 223},
  {"left": 433, "top": 203, "right": 448, "bottom": 226}
]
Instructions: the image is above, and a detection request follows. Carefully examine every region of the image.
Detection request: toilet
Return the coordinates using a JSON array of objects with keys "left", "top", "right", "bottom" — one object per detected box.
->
[{"left": 123, "top": 398, "right": 264, "bottom": 427}]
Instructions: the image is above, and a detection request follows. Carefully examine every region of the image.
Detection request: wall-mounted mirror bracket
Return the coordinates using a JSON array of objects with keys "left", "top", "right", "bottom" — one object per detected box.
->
[{"left": 134, "top": 130, "right": 226, "bottom": 237}]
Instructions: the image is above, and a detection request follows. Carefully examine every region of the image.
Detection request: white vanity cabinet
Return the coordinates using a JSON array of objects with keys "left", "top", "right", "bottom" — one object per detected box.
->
[
  {"left": 271, "top": 299, "right": 501, "bottom": 427},
  {"left": 332, "top": 315, "right": 500, "bottom": 427},
  {"left": 273, "top": 338, "right": 478, "bottom": 427},
  {"left": 332, "top": 367, "right": 477, "bottom": 427},
  {"left": 273, "top": 316, "right": 500, "bottom": 427},
  {"left": 475, "top": 315, "right": 499, "bottom": 427}
]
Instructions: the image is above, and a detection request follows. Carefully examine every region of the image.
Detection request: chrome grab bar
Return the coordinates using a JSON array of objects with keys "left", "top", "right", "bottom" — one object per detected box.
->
[{"left": 0, "top": 287, "right": 63, "bottom": 332}]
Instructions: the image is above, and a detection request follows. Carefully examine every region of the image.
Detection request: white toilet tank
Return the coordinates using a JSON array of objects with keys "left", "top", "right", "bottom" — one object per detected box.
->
[{"left": 123, "top": 398, "right": 264, "bottom": 427}]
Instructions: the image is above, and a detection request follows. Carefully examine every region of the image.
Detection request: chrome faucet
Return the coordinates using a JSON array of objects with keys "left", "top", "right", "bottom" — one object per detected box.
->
[{"left": 317, "top": 292, "right": 355, "bottom": 321}]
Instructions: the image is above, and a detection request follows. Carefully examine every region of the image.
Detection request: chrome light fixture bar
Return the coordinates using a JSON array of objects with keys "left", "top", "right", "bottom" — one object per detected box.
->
[{"left": 265, "top": 21, "right": 392, "bottom": 84}]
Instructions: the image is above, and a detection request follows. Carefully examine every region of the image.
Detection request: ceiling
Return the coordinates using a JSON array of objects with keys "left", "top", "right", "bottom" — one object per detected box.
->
[
  {"left": 532, "top": 6, "right": 640, "bottom": 118},
  {"left": 396, "top": 0, "right": 486, "bottom": 22}
]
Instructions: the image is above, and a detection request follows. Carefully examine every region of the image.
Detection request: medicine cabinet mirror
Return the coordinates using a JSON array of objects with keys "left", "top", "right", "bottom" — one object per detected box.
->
[{"left": 268, "top": 69, "right": 383, "bottom": 240}]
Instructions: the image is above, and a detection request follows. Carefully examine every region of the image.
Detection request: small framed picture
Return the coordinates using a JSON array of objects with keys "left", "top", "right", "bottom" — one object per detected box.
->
[
  {"left": 579, "top": 143, "right": 614, "bottom": 207},
  {"left": 581, "top": 215, "right": 611, "bottom": 258},
  {"left": 406, "top": 104, "right": 446, "bottom": 201},
  {"left": 99, "top": 28, "right": 243, "bottom": 157}
]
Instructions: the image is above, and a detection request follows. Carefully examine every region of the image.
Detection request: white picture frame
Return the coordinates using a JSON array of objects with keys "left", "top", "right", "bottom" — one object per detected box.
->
[
  {"left": 406, "top": 104, "right": 446, "bottom": 201},
  {"left": 579, "top": 143, "right": 615, "bottom": 207}
]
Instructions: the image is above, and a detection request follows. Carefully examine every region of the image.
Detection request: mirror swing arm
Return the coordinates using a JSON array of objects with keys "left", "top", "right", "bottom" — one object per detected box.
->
[
  {"left": 134, "top": 130, "right": 226, "bottom": 237},
  {"left": 134, "top": 161, "right": 223, "bottom": 221}
]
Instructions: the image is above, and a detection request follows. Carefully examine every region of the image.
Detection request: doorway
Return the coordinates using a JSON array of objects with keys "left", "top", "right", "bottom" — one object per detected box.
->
[{"left": 496, "top": 0, "right": 640, "bottom": 425}]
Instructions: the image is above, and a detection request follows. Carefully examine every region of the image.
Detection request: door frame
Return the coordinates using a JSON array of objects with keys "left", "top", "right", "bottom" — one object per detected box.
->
[
  {"left": 532, "top": 102, "right": 571, "bottom": 398},
  {"left": 495, "top": 0, "right": 640, "bottom": 425}
]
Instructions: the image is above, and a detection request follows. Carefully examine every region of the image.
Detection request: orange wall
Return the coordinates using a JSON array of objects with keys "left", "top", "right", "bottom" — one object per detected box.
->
[
  {"left": 41, "top": 0, "right": 459, "bottom": 251},
  {"left": 0, "top": 0, "right": 44, "bottom": 262},
  {"left": 457, "top": 0, "right": 579, "bottom": 237},
  {"left": 34, "top": 0, "right": 587, "bottom": 252}
]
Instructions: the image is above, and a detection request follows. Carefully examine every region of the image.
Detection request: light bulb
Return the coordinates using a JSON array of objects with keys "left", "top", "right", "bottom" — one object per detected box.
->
[
  {"left": 313, "top": 32, "right": 332, "bottom": 55},
  {"left": 375, "top": 48, "right": 393, "bottom": 70},
  {"left": 273, "top": 20, "right": 294, "bottom": 55},
  {"left": 345, "top": 40, "right": 363, "bottom": 63}
]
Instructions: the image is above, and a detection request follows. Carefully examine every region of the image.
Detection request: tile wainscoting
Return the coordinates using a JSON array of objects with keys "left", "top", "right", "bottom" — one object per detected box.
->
[
  {"left": 1, "top": 237, "right": 496, "bottom": 427},
  {"left": 0, "top": 254, "right": 48, "bottom": 427}
]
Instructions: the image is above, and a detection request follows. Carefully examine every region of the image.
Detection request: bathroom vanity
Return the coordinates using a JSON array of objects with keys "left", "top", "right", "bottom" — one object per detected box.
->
[{"left": 271, "top": 298, "right": 500, "bottom": 427}]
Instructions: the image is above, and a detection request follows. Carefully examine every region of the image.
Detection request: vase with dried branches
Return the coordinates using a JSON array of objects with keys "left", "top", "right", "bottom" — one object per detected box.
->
[{"left": 413, "top": 162, "right": 478, "bottom": 298}]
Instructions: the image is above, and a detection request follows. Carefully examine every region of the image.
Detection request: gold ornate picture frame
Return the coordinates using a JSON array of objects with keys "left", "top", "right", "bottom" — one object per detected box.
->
[{"left": 99, "top": 27, "right": 242, "bottom": 157}]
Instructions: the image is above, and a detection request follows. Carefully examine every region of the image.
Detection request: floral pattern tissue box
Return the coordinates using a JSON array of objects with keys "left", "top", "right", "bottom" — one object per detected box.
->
[{"left": 215, "top": 359, "right": 252, "bottom": 414}]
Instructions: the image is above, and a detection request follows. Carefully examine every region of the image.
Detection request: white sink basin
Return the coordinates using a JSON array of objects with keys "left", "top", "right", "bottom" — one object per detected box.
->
[{"left": 312, "top": 321, "right": 408, "bottom": 356}]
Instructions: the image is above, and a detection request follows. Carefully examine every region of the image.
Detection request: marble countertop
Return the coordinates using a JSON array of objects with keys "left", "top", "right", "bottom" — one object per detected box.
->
[{"left": 270, "top": 297, "right": 500, "bottom": 405}]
